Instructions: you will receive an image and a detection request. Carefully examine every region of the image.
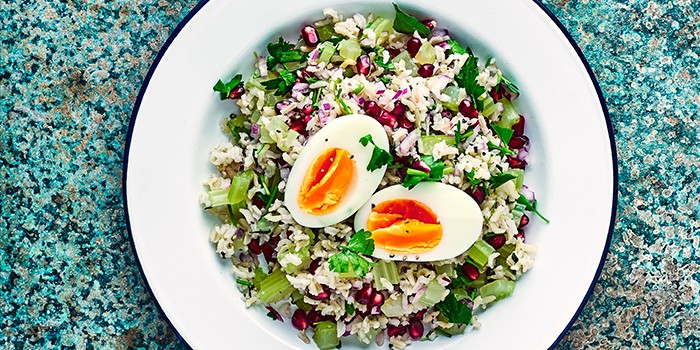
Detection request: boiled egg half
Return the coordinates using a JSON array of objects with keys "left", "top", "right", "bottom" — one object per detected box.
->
[
  {"left": 353, "top": 182, "right": 483, "bottom": 262},
  {"left": 285, "top": 114, "right": 390, "bottom": 228}
]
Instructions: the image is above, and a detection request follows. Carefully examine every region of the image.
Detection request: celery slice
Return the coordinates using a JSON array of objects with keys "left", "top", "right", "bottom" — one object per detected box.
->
[
  {"left": 316, "top": 24, "right": 336, "bottom": 41},
  {"left": 207, "top": 188, "right": 229, "bottom": 208},
  {"left": 505, "top": 169, "right": 524, "bottom": 191},
  {"left": 479, "top": 279, "right": 516, "bottom": 301},
  {"left": 480, "top": 94, "right": 497, "bottom": 117},
  {"left": 392, "top": 51, "right": 418, "bottom": 76},
  {"left": 451, "top": 288, "right": 470, "bottom": 301},
  {"left": 257, "top": 269, "right": 294, "bottom": 304},
  {"left": 338, "top": 38, "right": 361, "bottom": 61},
  {"left": 380, "top": 297, "right": 405, "bottom": 317},
  {"left": 373, "top": 260, "right": 399, "bottom": 289},
  {"left": 415, "top": 41, "right": 436, "bottom": 65},
  {"left": 511, "top": 202, "right": 526, "bottom": 225},
  {"left": 441, "top": 85, "right": 462, "bottom": 111},
  {"left": 418, "top": 135, "right": 456, "bottom": 155},
  {"left": 498, "top": 98, "right": 520, "bottom": 128},
  {"left": 312, "top": 321, "right": 339, "bottom": 350},
  {"left": 418, "top": 279, "right": 446, "bottom": 307},
  {"left": 466, "top": 240, "right": 495, "bottom": 268},
  {"left": 436, "top": 264, "right": 456, "bottom": 278},
  {"left": 252, "top": 267, "right": 267, "bottom": 291},
  {"left": 228, "top": 169, "right": 254, "bottom": 205},
  {"left": 318, "top": 42, "right": 336, "bottom": 64}
]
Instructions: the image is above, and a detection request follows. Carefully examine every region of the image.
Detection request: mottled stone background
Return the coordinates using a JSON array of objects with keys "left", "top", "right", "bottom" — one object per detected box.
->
[{"left": 1, "top": 0, "right": 698, "bottom": 349}]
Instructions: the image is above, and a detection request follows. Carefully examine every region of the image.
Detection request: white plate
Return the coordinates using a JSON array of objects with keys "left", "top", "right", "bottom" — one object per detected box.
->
[{"left": 124, "top": 1, "right": 617, "bottom": 349}]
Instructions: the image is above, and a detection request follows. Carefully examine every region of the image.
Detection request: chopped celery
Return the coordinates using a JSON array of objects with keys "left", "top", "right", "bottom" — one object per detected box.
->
[
  {"left": 505, "top": 169, "right": 524, "bottom": 191},
  {"left": 279, "top": 129, "right": 299, "bottom": 152},
  {"left": 373, "top": 260, "right": 399, "bottom": 289},
  {"left": 256, "top": 216, "right": 276, "bottom": 232},
  {"left": 418, "top": 135, "right": 456, "bottom": 155},
  {"left": 312, "top": 321, "right": 339, "bottom": 350},
  {"left": 436, "top": 264, "right": 457, "bottom": 278},
  {"left": 253, "top": 267, "right": 267, "bottom": 291},
  {"left": 418, "top": 279, "right": 446, "bottom": 307},
  {"left": 480, "top": 94, "right": 497, "bottom": 117},
  {"left": 280, "top": 247, "right": 311, "bottom": 274},
  {"left": 316, "top": 24, "right": 336, "bottom": 41},
  {"left": 415, "top": 41, "right": 436, "bottom": 65},
  {"left": 439, "top": 323, "right": 467, "bottom": 336},
  {"left": 479, "top": 279, "right": 516, "bottom": 301},
  {"left": 466, "top": 240, "right": 495, "bottom": 268},
  {"left": 441, "top": 85, "right": 462, "bottom": 111},
  {"left": 227, "top": 202, "right": 244, "bottom": 222},
  {"left": 318, "top": 42, "right": 336, "bottom": 64},
  {"left": 227, "top": 114, "right": 247, "bottom": 139},
  {"left": 228, "top": 169, "right": 254, "bottom": 205},
  {"left": 451, "top": 288, "right": 470, "bottom": 301},
  {"left": 207, "top": 188, "right": 229, "bottom": 208},
  {"left": 338, "top": 38, "right": 361, "bottom": 61},
  {"left": 511, "top": 202, "right": 527, "bottom": 226},
  {"left": 244, "top": 78, "right": 265, "bottom": 91},
  {"left": 257, "top": 269, "right": 295, "bottom": 304},
  {"left": 380, "top": 297, "right": 405, "bottom": 317},
  {"left": 392, "top": 51, "right": 418, "bottom": 76},
  {"left": 498, "top": 98, "right": 520, "bottom": 128},
  {"left": 292, "top": 290, "right": 313, "bottom": 311},
  {"left": 337, "top": 268, "right": 359, "bottom": 279},
  {"left": 368, "top": 17, "right": 393, "bottom": 45}
]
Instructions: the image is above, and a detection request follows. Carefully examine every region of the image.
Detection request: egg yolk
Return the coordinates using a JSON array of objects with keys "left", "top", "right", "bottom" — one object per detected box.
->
[
  {"left": 366, "top": 199, "right": 443, "bottom": 254},
  {"left": 298, "top": 148, "right": 354, "bottom": 214}
]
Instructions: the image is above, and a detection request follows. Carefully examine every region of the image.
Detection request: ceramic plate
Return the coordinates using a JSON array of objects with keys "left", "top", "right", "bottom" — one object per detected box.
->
[{"left": 124, "top": 1, "right": 617, "bottom": 349}]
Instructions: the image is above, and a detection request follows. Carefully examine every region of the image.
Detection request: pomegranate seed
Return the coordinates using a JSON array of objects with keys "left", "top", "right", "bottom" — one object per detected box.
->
[
  {"left": 302, "top": 104, "right": 314, "bottom": 116},
  {"left": 417, "top": 64, "right": 434, "bottom": 78},
  {"left": 466, "top": 186, "right": 486, "bottom": 204},
  {"left": 247, "top": 239, "right": 262, "bottom": 255},
  {"left": 406, "top": 38, "right": 421, "bottom": 57},
  {"left": 392, "top": 103, "right": 406, "bottom": 117},
  {"left": 407, "top": 318, "right": 424, "bottom": 339},
  {"left": 355, "top": 284, "right": 374, "bottom": 305},
  {"left": 506, "top": 155, "right": 527, "bottom": 169},
  {"left": 512, "top": 115, "right": 525, "bottom": 137},
  {"left": 486, "top": 234, "right": 506, "bottom": 250},
  {"left": 289, "top": 119, "right": 306, "bottom": 134},
  {"left": 387, "top": 47, "right": 401, "bottom": 58},
  {"left": 376, "top": 110, "right": 397, "bottom": 128},
  {"left": 268, "top": 235, "right": 280, "bottom": 247},
  {"left": 458, "top": 100, "right": 479, "bottom": 119},
  {"left": 301, "top": 25, "right": 319, "bottom": 46},
  {"left": 298, "top": 67, "right": 314, "bottom": 82},
  {"left": 462, "top": 263, "right": 480, "bottom": 281},
  {"left": 399, "top": 116, "right": 413, "bottom": 130},
  {"left": 357, "top": 55, "right": 371, "bottom": 75},
  {"left": 292, "top": 309, "right": 309, "bottom": 330},
  {"left": 368, "top": 291, "right": 385, "bottom": 307},
  {"left": 411, "top": 159, "right": 431, "bottom": 173},
  {"left": 520, "top": 214, "right": 530, "bottom": 228},
  {"left": 275, "top": 100, "right": 292, "bottom": 114},
  {"left": 386, "top": 325, "right": 406, "bottom": 337},
  {"left": 308, "top": 286, "right": 330, "bottom": 300},
  {"left": 414, "top": 310, "right": 426, "bottom": 320},
  {"left": 364, "top": 101, "right": 382, "bottom": 118},
  {"left": 307, "top": 258, "right": 321, "bottom": 274},
  {"left": 508, "top": 135, "right": 529, "bottom": 149},
  {"left": 228, "top": 84, "right": 244, "bottom": 99},
  {"left": 265, "top": 306, "right": 283, "bottom": 322},
  {"left": 421, "top": 19, "right": 436, "bottom": 30},
  {"left": 515, "top": 228, "right": 526, "bottom": 242},
  {"left": 490, "top": 86, "right": 503, "bottom": 101},
  {"left": 261, "top": 242, "right": 275, "bottom": 262},
  {"left": 307, "top": 309, "right": 322, "bottom": 325},
  {"left": 252, "top": 195, "right": 266, "bottom": 208}
]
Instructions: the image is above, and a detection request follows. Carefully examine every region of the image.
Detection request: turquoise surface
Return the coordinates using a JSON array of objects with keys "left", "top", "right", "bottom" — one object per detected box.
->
[{"left": 1, "top": 0, "right": 698, "bottom": 348}]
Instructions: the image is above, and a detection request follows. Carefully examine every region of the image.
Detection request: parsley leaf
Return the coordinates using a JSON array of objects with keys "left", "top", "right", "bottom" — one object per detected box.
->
[
  {"left": 402, "top": 155, "right": 445, "bottom": 189},
  {"left": 374, "top": 54, "right": 395, "bottom": 71},
  {"left": 345, "top": 303, "right": 356, "bottom": 315},
  {"left": 436, "top": 293, "right": 472, "bottom": 324},
  {"left": 446, "top": 39, "right": 471, "bottom": 56},
  {"left": 464, "top": 169, "right": 483, "bottom": 187},
  {"left": 499, "top": 71, "right": 520, "bottom": 94},
  {"left": 455, "top": 54, "right": 485, "bottom": 112},
  {"left": 266, "top": 37, "right": 306, "bottom": 70},
  {"left": 328, "top": 230, "right": 376, "bottom": 277},
  {"left": 213, "top": 74, "right": 243, "bottom": 100},
  {"left": 517, "top": 194, "right": 550, "bottom": 223},
  {"left": 489, "top": 173, "right": 517, "bottom": 189},
  {"left": 392, "top": 3, "right": 431, "bottom": 37},
  {"left": 261, "top": 69, "right": 296, "bottom": 96},
  {"left": 487, "top": 141, "right": 516, "bottom": 155},
  {"left": 359, "top": 134, "right": 394, "bottom": 171},
  {"left": 491, "top": 123, "right": 514, "bottom": 146}
]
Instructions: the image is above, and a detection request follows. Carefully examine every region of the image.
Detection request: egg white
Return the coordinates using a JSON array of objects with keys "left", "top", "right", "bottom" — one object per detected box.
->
[
  {"left": 285, "top": 114, "right": 389, "bottom": 228},
  {"left": 353, "top": 182, "right": 484, "bottom": 262}
]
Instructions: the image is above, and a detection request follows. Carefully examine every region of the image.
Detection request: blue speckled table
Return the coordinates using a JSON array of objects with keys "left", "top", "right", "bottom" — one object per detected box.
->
[{"left": 2, "top": 0, "right": 698, "bottom": 348}]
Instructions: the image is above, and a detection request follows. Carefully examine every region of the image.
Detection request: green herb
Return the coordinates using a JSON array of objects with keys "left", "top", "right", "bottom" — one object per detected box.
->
[
  {"left": 374, "top": 55, "right": 395, "bottom": 71},
  {"left": 487, "top": 141, "right": 516, "bottom": 155},
  {"left": 489, "top": 173, "right": 517, "bottom": 189},
  {"left": 517, "top": 194, "right": 550, "bottom": 223},
  {"left": 311, "top": 88, "right": 321, "bottom": 108},
  {"left": 436, "top": 293, "right": 472, "bottom": 325},
  {"left": 392, "top": 3, "right": 431, "bottom": 37},
  {"left": 328, "top": 229, "right": 375, "bottom": 277},
  {"left": 446, "top": 39, "right": 471, "bottom": 56},
  {"left": 464, "top": 169, "right": 483, "bottom": 187},
  {"left": 345, "top": 303, "right": 356, "bottom": 315},
  {"left": 491, "top": 123, "right": 514, "bottom": 146},
  {"left": 359, "top": 134, "right": 394, "bottom": 171},
  {"left": 402, "top": 155, "right": 445, "bottom": 189},
  {"left": 307, "top": 76, "right": 321, "bottom": 84},
  {"left": 378, "top": 75, "right": 391, "bottom": 85},
  {"left": 352, "top": 83, "right": 365, "bottom": 94},
  {"left": 213, "top": 74, "right": 243, "bottom": 100},
  {"left": 499, "top": 71, "right": 520, "bottom": 94},
  {"left": 335, "top": 89, "right": 352, "bottom": 115},
  {"left": 266, "top": 37, "right": 307, "bottom": 70},
  {"left": 455, "top": 54, "right": 485, "bottom": 112},
  {"left": 236, "top": 279, "right": 252, "bottom": 287},
  {"left": 227, "top": 114, "right": 247, "bottom": 140},
  {"left": 261, "top": 69, "right": 296, "bottom": 96}
]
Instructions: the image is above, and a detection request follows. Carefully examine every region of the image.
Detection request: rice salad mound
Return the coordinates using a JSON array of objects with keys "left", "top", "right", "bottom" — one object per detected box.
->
[{"left": 201, "top": 5, "right": 547, "bottom": 350}]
